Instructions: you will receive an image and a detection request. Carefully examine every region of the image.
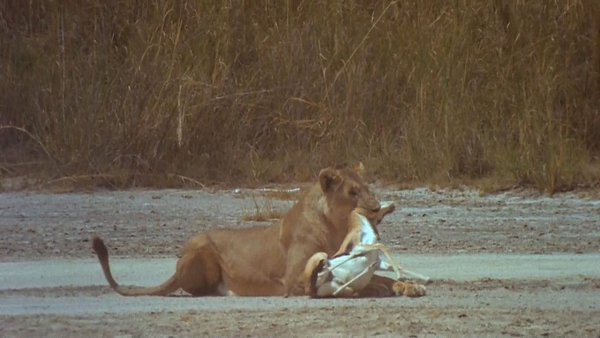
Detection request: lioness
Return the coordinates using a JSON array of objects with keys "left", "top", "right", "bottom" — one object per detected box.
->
[{"left": 92, "top": 163, "right": 381, "bottom": 297}]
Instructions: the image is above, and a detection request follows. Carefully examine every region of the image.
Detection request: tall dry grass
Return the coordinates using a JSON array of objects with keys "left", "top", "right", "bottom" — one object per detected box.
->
[{"left": 1, "top": 0, "right": 599, "bottom": 192}]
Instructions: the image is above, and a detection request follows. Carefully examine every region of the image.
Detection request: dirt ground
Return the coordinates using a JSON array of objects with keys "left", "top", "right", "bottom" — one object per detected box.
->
[{"left": 0, "top": 184, "right": 599, "bottom": 337}]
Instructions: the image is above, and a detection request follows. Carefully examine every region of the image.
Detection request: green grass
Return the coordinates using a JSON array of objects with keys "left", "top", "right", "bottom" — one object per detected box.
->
[{"left": 1, "top": 1, "right": 599, "bottom": 193}]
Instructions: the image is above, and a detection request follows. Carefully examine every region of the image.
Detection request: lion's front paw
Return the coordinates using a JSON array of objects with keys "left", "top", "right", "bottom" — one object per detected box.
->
[{"left": 392, "top": 281, "right": 426, "bottom": 297}]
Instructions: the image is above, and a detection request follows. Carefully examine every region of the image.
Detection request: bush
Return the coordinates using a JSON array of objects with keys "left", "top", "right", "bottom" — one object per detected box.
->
[{"left": 1, "top": 0, "right": 599, "bottom": 192}]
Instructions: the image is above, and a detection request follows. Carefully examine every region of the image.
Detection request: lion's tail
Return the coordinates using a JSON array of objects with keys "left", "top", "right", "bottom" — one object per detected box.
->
[{"left": 92, "top": 236, "right": 179, "bottom": 296}]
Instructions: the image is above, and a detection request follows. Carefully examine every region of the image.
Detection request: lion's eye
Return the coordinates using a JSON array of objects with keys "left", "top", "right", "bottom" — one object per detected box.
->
[{"left": 349, "top": 189, "right": 359, "bottom": 198}]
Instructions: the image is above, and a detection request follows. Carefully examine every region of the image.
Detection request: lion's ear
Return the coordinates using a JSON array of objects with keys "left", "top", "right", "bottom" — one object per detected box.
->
[
  {"left": 319, "top": 167, "right": 342, "bottom": 192},
  {"left": 353, "top": 162, "right": 365, "bottom": 177}
]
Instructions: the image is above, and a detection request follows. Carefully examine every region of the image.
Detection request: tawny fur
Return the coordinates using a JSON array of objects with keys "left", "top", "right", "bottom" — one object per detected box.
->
[{"left": 92, "top": 163, "right": 383, "bottom": 297}]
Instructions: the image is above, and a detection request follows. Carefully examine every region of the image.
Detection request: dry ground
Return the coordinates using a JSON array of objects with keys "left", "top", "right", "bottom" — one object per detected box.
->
[{"left": 0, "top": 185, "right": 599, "bottom": 337}]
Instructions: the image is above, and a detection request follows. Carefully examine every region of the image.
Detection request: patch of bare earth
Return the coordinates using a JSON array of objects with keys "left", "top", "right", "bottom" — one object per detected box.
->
[{"left": 0, "top": 186, "right": 599, "bottom": 336}]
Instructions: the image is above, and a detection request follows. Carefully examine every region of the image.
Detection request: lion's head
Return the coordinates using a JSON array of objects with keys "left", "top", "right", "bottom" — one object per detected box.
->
[{"left": 318, "top": 162, "right": 380, "bottom": 222}]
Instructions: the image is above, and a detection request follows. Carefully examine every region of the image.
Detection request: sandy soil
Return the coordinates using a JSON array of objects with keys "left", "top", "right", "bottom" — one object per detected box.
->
[{"left": 0, "top": 185, "right": 599, "bottom": 337}]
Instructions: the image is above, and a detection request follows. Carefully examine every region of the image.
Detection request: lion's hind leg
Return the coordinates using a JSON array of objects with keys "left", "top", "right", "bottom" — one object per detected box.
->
[{"left": 176, "top": 234, "right": 223, "bottom": 296}]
